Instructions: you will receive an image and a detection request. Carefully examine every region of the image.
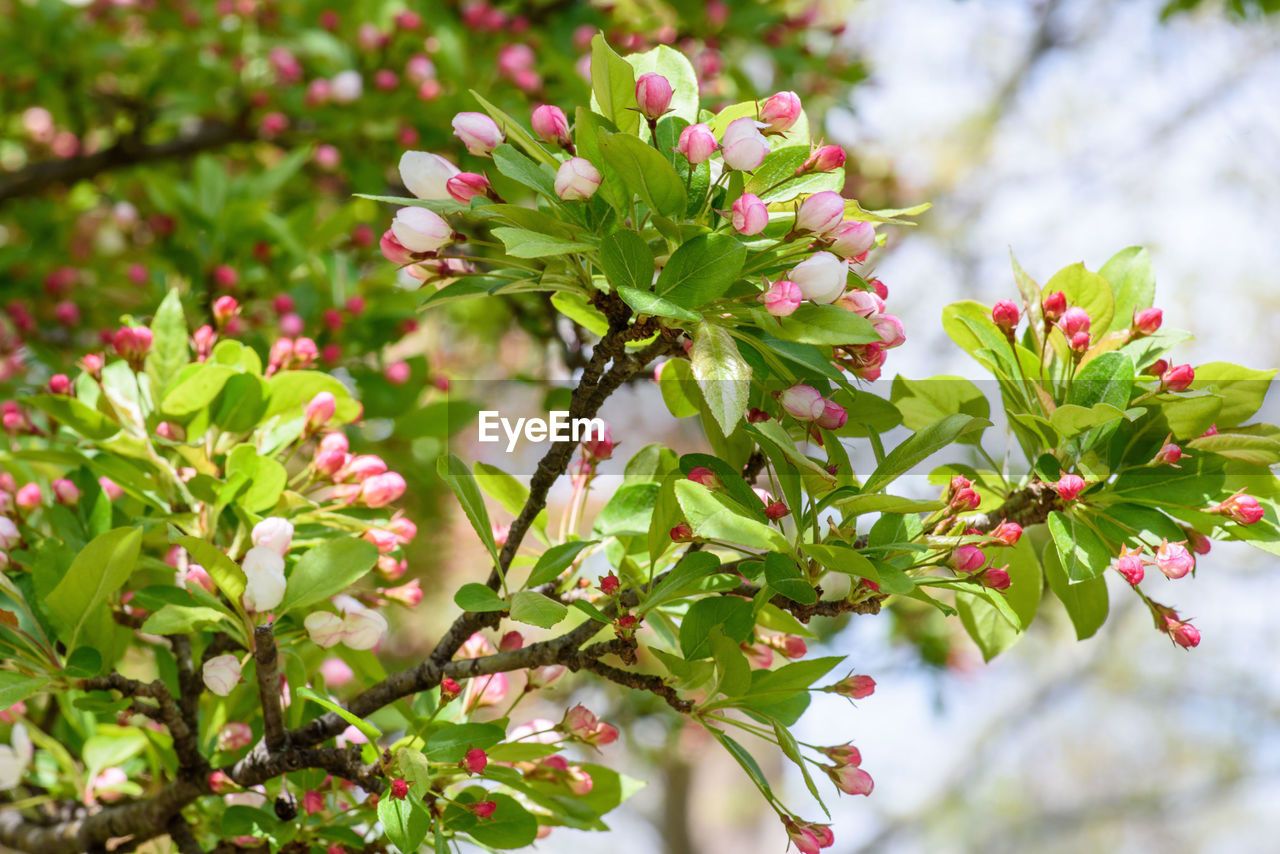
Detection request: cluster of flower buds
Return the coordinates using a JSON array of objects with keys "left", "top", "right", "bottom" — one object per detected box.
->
[
  {"left": 559, "top": 703, "right": 619, "bottom": 747},
  {"left": 777, "top": 384, "right": 848, "bottom": 439}
]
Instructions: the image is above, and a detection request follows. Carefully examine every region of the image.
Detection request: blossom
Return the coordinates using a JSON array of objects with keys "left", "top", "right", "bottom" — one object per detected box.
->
[
  {"left": 789, "top": 251, "right": 847, "bottom": 303},
  {"left": 391, "top": 207, "right": 451, "bottom": 254},
  {"left": 554, "top": 157, "right": 602, "bottom": 200},
  {"left": 1154, "top": 539, "right": 1194, "bottom": 579},
  {"left": 676, "top": 123, "right": 718, "bottom": 164},
  {"left": 731, "top": 193, "right": 768, "bottom": 235},
  {"left": 0, "top": 724, "right": 32, "bottom": 790},
  {"left": 202, "top": 655, "right": 242, "bottom": 696},
  {"left": 721, "top": 117, "right": 770, "bottom": 171},
  {"left": 452, "top": 112, "right": 503, "bottom": 156},
  {"left": 251, "top": 518, "right": 294, "bottom": 556}
]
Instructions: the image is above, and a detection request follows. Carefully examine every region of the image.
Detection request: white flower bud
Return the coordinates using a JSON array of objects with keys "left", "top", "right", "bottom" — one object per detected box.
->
[
  {"left": 251, "top": 518, "right": 294, "bottom": 556},
  {"left": 202, "top": 654, "right": 242, "bottom": 696},
  {"left": 398, "top": 151, "right": 460, "bottom": 201},
  {"left": 304, "top": 611, "right": 347, "bottom": 649}
]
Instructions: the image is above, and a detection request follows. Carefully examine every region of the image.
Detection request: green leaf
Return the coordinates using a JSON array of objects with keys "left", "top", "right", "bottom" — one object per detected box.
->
[
  {"left": 1043, "top": 540, "right": 1108, "bottom": 640},
  {"left": 140, "top": 605, "right": 229, "bottom": 635},
  {"left": 710, "top": 628, "right": 752, "bottom": 697},
  {"left": 1098, "top": 246, "right": 1156, "bottom": 335},
  {"left": 690, "top": 324, "right": 751, "bottom": 437},
  {"left": 491, "top": 143, "right": 557, "bottom": 198},
  {"left": 1068, "top": 352, "right": 1135, "bottom": 410},
  {"left": 379, "top": 796, "right": 432, "bottom": 853},
  {"left": 1044, "top": 262, "right": 1115, "bottom": 336},
  {"left": 491, "top": 226, "right": 593, "bottom": 259},
  {"left": 26, "top": 395, "right": 119, "bottom": 440},
  {"left": 890, "top": 376, "right": 990, "bottom": 440},
  {"left": 599, "top": 132, "right": 687, "bottom": 218},
  {"left": 437, "top": 455, "right": 499, "bottom": 564},
  {"left": 225, "top": 445, "right": 286, "bottom": 513},
  {"left": 802, "top": 542, "right": 886, "bottom": 588},
  {"left": 509, "top": 590, "right": 568, "bottom": 629},
  {"left": 145, "top": 288, "right": 189, "bottom": 397},
  {"left": 1189, "top": 362, "right": 1277, "bottom": 429},
  {"left": 617, "top": 286, "right": 701, "bottom": 324},
  {"left": 1047, "top": 511, "right": 1112, "bottom": 583},
  {"left": 763, "top": 553, "right": 817, "bottom": 605},
  {"left": 642, "top": 551, "right": 723, "bottom": 613},
  {"left": 426, "top": 722, "right": 505, "bottom": 762},
  {"left": 595, "top": 482, "right": 660, "bottom": 537},
  {"left": 47, "top": 527, "right": 142, "bottom": 648},
  {"left": 161, "top": 364, "right": 236, "bottom": 418},
  {"left": 745, "top": 145, "right": 844, "bottom": 203},
  {"left": 680, "top": 597, "right": 755, "bottom": 659},
  {"left": 590, "top": 34, "right": 639, "bottom": 135},
  {"left": 175, "top": 535, "right": 245, "bottom": 603},
  {"left": 263, "top": 372, "right": 360, "bottom": 423},
  {"left": 657, "top": 356, "right": 701, "bottom": 418},
  {"left": 464, "top": 793, "right": 539, "bottom": 849},
  {"left": 957, "top": 592, "right": 1021, "bottom": 662},
  {"left": 941, "top": 300, "right": 1017, "bottom": 375},
  {"left": 64, "top": 647, "right": 103, "bottom": 678},
  {"left": 453, "top": 583, "right": 509, "bottom": 613},
  {"left": 0, "top": 672, "right": 50, "bottom": 708},
  {"left": 758, "top": 304, "right": 879, "bottom": 346},
  {"left": 1188, "top": 431, "right": 1280, "bottom": 466},
  {"left": 279, "top": 539, "right": 379, "bottom": 614},
  {"left": 212, "top": 373, "right": 268, "bottom": 432},
  {"left": 599, "top": 230, "right": 655, "bottom": 292},
  {"left": 295, "top": 685, "right": 381, "bottom": 742},
  {"left": 862, "top": 413, "right": 989, "bottom": 493},
  {"left": 655, "top": 234, "right": 746, "bottom": 307},
  {"left": 527, "top": 540, "right": 598, "bottom": 588},
  {"left": 675, "top": 480, "right": 789, "bottom": 551}
]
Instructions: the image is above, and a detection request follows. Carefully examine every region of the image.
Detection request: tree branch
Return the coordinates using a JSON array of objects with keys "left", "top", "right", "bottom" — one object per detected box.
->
[{"left": 252, "top": 624, "right": 288, "bottom": 753}]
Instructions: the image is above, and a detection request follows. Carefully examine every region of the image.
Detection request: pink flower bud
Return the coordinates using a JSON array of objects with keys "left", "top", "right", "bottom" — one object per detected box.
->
[
  {"left": 1164, "top": 615, "right": 1200, "bottom": 649},
  {"left": 0, "top": 517, "right": 21, "bottom": 550},
  {"left": 463, "top": 748, "right": 488, "bottom": 775},
  {"left": 341, "top": 605, "right": 388, "bottom": 650},
  {"left": 185, "top": 565, "right": 216, "bottom": 594},
  {"left": 319, "top": 657, "right": 353, "bottom": 687},
  {"left": 1058, "top": 306, "right": 1091, "bottom": 339},
  {"left": 314, "top": 447, "right": 346, "bottom": 478},
  {"left": 346, "top": 455, "right": 388, "bottom": 481},
  {"left": 305, "top": 391, "right": 336, "bottom": 430},
  {"left": 786, "top": 825, "right": 823, "bottom": 854},
  {"left": 1154, "top": 539, "right": 1194, "bottom": 579},
  {"left": 825, "top": 763, "right": 874, "bottom": 796},
  {"left": 759, "top": 91, "right": 802, "bottom": 133},
  {"left": 789, "top": 251, "right": 847, "bottom": 303},
  {"left": 721, "top": 117, "right": 771, "bottom": 171},
  {"left": 581, "top": 421, "right": 614, "bottom": 462},
  {"left": 446, "top": 172, "right": 491, "bottom": 203},
  {"left": 468, "top": 800, "right": 497, "bottom": 819},
  {"left": 208, "top": 770, "right": 233, "bottom": 793},
  {"left": 305, "top": 612, "right": 346, "bottom": 649},
  {"left": 1114, "top": 546, "right": 1145, "bottom": 585},
  {"left": 499, "top": 631, "right": 524, "bottom": 651},
  {"left": 202, "top": 654, "right": 241, "bottom": 696},
  {"left": 1148, "top": 358, "right": 1170, "bottom": 378},
  {"left": 1042, "top": 291, "right": 1067, "bottom": 321},
  {"left": 373, "top": 69, "right": 397, "bottom": 91},
  {"left": 192, "top": 326, "right": 217, "bottom": 360},
  {"left": 391, "top": 207, "right": 451, "bottom": 254},
  {"left": 51, "top": 478, "right": 79, "bottom": 505},
  {"left": 816, "top": 399, "right": 847, "bottom": 430},
  {"left": 1133, "top": 307, "right": 1162, "bottom": 336},
  {"left": 213, "top": 295, "right": 239, "bottom": 326},
  {"left": 98, "top": 477, "right": 123, "bottom": 501},
  {"left": 764, "top": 499, "right": 789, "bottom": 520},
  {"left": 531, "top": 105, "right": 572, "bottom": 148},
  {"left": 828, "top": 673, "right": 876, "bottom": 699},
  {"left": 380, "top": 229, "right": 415, "bottom": 266},
  {"left": 634, "top": 73, "right": 673, "bottom": 119},
  {"left": 821, "top": 743, "right": 862, "bottom": 766},
  {"left": 687, "top": 466, "right": 719, "bottom": 489},
  {"left": 1213, "top": 491, "right": 1264, "bottom": 525},
  {"left": 795, "top": 191, "right": 845, "bottom": 235},
  {"left": 363, "top": 528, "right": 399, "bottom": 554},
  {"left": 676, "top": 123, "right": 718, "bottom": 164},
  {"left": 302, "top": 790, "right": 324, "bottom": 815},
  {"left": 731, "top": 193, "right": 768, "bottom": 235},
  {"left": 15, "top": 483, "right": 41, "bottom": 510},
  {"left": 775, "top": 634, "right": 807, "bottom": 659},
  {"left": 452, "top": 112, "right": 504, "bottom": 156},
  {"left": 761, "top": 279, "right": 802, "bottom": 317},
  {"left": 218, "top": 722, "right": 253, "bottom": 751},
  {"left": 440, "top": 678, "right": 462, "bottom": 702},
  {"left": 383, "top": 579, "right": 423, "bottom": 607},
  {"left": 562, "top": 704, "right": 618, "bottom": 745},
  {"left": 992, "top": 299, "right": 1020, "bottom": 333},
  {"left": 982, "top": 566, "right": 1012, "bottom": 590},
  {"left": 799, "top": 144, "right": 846, "bottom": 174},
  {"left": 669, "top": 522, "right": 694, "bottom": 542},
  {"left": 872, "top": 313, "right": 906, "bottom": 349},
  {"left": 1154, "top": 442, "right": 1184, "bottom": 466},
  {"left": 386, "top": 516, "right": 417, "bottom": 544},
  {"left": 827, "top": 220, "right": 875, "bottom": 259},
  {"left": 554, "top": 157, "right": 601, "bottom": 200},
  {"left": 950, "top": 487, "right": 980, "bottom": 511},
  {"left": 1054, "top": 474, "right": 1087, "bottom": 502},
  {"left": 398, "top": 151, "right": 459, "bottom": 201},
  {"left": 779, "top": 384, "right": 826, "bottom": 421},
  {"left": 952, "top": 545, "right": 986, "bottom": 573},
  {"left": 991, "top": 521, "right": 1022, "bottom": 545},
  {"left": 1162, "top": 364, "right": 1195, "bottom": 392},
  {"left": 48, "top": 374, "right": 71, "bottom": 395},
  {"left": 251, "top": 517, "right": 294, "bottom": 555},
  {"left": 389, "top": 779, "right": 409, "bottom": 800}
]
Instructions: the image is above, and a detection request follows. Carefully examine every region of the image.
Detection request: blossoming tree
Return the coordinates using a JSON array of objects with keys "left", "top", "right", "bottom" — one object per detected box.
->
[{"left": 2, "top": 36, "right": 1278, "bottom": 854}]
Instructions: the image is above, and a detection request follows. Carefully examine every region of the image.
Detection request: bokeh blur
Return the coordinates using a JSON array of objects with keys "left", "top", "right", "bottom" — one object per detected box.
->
[{"left": 3, "top": 0, "right": 1279, "bottom": 852}]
